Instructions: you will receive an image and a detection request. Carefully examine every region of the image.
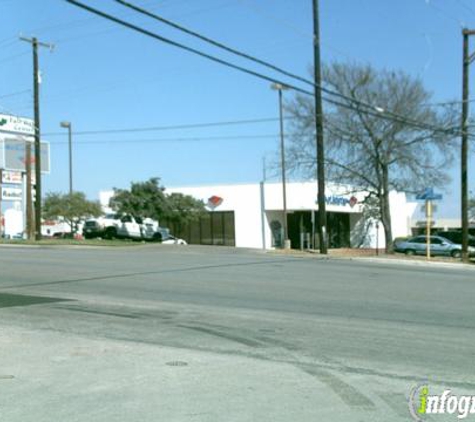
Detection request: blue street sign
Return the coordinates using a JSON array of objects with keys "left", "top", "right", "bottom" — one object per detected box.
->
[{"left": 416, "top": 187, "right": 443, "bottom": 201}]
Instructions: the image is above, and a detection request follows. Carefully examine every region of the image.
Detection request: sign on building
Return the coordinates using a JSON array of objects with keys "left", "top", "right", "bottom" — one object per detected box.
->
[
  {"left": 0, "top": 136, "right": 50, "bottom": 173},
  {"left": 0, "top": 114, "right": 35, "bottom": 136},
  {"left": 2, "top": 170, "right": 23, "bottom": 184},
  {"left": 2, "top": 187, "right": 22, "bottom": 201}
]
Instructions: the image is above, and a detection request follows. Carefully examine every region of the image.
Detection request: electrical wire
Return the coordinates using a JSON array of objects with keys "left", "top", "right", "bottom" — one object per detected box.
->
[
  {"left": 43, "top": 117, "right": 281, "bottom": 137},
  {"left": 455, "top": 0, "right": 475, "bottom": 17},
  {"left": 0, "top": 90, "right": 31, "bottom": 100},
  {"left": 236, "top": 0, "right": 354, "bottom": 60},
  {"left": 109, "top": 1, "right": 464, "bottom": 137},
  {"left": 322, "top": 95, "right": 464, "bottom": 137},
  {"left": 64, "top": 0, "right": 315, "bottom": 97},
  {"left": 0, "top": 51, "right": 29, "bottom": 64},
  {"left": 64, "top": 0, "right": 466, "bottom": 139},
  {"left": 115, "top": 0, "right": 318, "bottom": 89},
  {"left": 425, "top": 0, "right": 465, "bottom": 27},
  {"left": 48, "top": 133, "right": 279, "bottom": 145}
]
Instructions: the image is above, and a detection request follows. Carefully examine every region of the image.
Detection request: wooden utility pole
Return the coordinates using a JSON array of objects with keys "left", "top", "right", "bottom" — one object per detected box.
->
[
  {"left": 461, "top": 29, "right": 475, "bottom": 262},
  {"left": 20, "top": 36, "right": 54, "bottom": 240},
  {"left": 313, "top": 0, "right": 328, "bottom": 254}
]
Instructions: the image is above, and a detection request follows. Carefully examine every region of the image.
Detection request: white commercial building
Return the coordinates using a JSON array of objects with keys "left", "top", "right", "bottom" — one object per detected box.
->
[{"left": 101, "top": 181, "right": 417, "bottom": 250}]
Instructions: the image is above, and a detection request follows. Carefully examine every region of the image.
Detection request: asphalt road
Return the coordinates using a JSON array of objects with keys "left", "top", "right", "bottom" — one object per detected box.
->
[{"left": 0, "top": 244, "right": 474, "bottom": 421}]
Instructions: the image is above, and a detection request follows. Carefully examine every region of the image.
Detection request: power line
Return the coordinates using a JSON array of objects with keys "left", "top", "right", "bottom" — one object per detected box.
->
[
  {"left": 64, "top": 0, "right": 315, "bottom": 96},
  {"left": 48, "top": 133, "right": 279, "bottom": 145},
  {"left": 64, "top": 0, "right": 464, "bottom": 139},
  {"left": 0, "top": 89, "right": 31, "bottom": 100},
  {"left": 111, "top": 1, "right": 466, "bottom": 137},
  {"left": 322, "top": 95, "right": 465, "bottom": 137},
  {"left": 236, "top": 0, "right": 354, "bottom": 60},
  {"left": 43, "top": 117, "right": 281, "bottom": 137},
  {"left": 423, "top": 98, "right": 475, "bottom": 107},
  {"left": 0, "top": 38, "right": 18, "bottom": 48},
  {"left": 0, "top": 51, "right": 29, "bottom": 64},
  {"left": 455, "top": 0, "right": 475, "bottom": 17},
  {"left": 425, "top": 0, "right": 465, "bottom": 27},
  {"left": 116, "top": 0, "right": 318, "bottom": 89}
]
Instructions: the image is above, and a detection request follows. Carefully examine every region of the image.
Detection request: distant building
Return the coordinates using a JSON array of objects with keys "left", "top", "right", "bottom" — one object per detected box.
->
[{"left": 100, "top": 181, "right": 417, "bottom": 250}]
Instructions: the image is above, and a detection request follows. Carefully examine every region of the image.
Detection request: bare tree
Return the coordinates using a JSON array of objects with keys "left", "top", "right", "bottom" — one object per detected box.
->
[
  {"left": 286, "top": 62, "right": 458, "bottom": 252},
  {"left": 470, "top": 197, "right": 475, "bottom": 222}
]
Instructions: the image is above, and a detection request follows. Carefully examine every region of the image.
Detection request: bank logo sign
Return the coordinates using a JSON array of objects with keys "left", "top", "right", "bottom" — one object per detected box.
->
[
  {"left": 207, "top": 195, "right": 223, "bottom": 210},
  {"left": 409, "top": 384, "right": 475, "bottom": 420},
  {"left": 324, "top": 195, "right": 358, "bottom": 208}
]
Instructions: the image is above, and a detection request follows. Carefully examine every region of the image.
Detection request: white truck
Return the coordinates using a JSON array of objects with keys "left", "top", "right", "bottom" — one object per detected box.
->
[{"left": 83, "top": 214, "right": 173, "bottom": 242}]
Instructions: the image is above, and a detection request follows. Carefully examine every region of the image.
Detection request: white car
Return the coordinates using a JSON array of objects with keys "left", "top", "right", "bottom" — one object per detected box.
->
[{"left": 161, "top": 235, "right": 187, "bottom": 245}]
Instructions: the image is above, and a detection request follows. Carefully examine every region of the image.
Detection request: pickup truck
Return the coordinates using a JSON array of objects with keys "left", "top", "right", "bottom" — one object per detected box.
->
[
  {"left": 83, "top": 213, "right": 121, "bottom": 239},
  {"left": 83, "top": 214, "right": 173, "bottom": 242}
]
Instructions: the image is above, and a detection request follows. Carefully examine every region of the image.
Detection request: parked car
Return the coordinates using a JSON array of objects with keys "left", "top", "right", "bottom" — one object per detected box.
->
[
  {"left": 52, "top": 232, "right": 74, "bottom": 239},
  {"left": 162, "top": 235, "right": 187, "bottom": 245},
  {"left": 393, "top": 235, "right": 475, "bottom": 258},
  {"left": 151, "top": 228, "right": 187, "bottom": 245},
  {"left": 435, "top": 231, "right": 475, "bottom": 247}
]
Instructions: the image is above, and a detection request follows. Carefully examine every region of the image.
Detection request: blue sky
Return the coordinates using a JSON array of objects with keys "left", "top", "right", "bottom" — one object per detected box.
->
[{"left": 1, "top": 0, "right": 474, "bottom": 217}]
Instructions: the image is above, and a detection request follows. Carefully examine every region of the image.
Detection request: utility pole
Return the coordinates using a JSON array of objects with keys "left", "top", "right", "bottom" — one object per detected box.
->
[
  {"left": 461, "top": 29, "right": 475, "bottom": 262},
  {"left": 313, "top": 0, "right": 328, "bottom": 254},
  {"left": 20, "top": 36, "right": 54, "bottom": 240}
]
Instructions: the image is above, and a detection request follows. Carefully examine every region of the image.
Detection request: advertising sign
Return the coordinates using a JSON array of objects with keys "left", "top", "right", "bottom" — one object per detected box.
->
[
  {"left": 324, "top": 195, "right": 358, "bottom": 208},
  {"left": 207, "top": 195, "right": 223, "bottom": 210},
  {"left": 0, "top": 136, "right": 50, "bottom": 173},
  {"left": 2, "top": 187, "right": 22, "bottom": 201},
  {"left": 2, "top": 170, "right": 22, "bottom": 184},
  {"left": 0, "top": 114, "right": 34, "bottom": 136}
]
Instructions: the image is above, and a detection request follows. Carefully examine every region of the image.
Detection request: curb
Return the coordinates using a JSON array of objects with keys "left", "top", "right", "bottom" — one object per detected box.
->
[{"left": 351, "top": 256, "right": 475, "bottom": 270}]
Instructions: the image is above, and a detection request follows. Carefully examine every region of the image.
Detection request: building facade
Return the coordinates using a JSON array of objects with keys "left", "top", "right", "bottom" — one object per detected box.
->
[{"left": 101, "top": 181, "right": 417, "bottom": 250}]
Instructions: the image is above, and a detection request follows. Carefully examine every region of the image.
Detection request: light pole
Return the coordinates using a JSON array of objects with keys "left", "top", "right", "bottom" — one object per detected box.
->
[
  {"left": 60, "top": 121, "right": 73, "bottom": 197},
  {"left": 271, "top": 82, "right": 290, "bottom": 249}
]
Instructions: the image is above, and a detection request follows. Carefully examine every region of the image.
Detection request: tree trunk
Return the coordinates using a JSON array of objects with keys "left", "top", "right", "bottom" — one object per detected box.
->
[{"left": 380, "top": 164, "right": 393, "bottom": 253}]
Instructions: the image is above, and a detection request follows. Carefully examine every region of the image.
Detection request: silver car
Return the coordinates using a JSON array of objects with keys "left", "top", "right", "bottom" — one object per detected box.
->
[{"left": 394, "top": 235, "right": 475, "bottom": 258}]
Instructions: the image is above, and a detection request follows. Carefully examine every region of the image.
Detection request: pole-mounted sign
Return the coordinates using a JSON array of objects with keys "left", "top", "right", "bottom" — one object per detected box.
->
[{"left": 416, "top": 188, "right": 443, "bottom": 260}]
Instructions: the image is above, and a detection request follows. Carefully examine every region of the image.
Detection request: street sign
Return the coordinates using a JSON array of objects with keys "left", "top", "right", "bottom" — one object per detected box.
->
[
  {"left": 416, "top": 187, "right": 443, "bottom": 201},
  {"left": 416, "top": 188, "right": 443, "bottom": 261}
]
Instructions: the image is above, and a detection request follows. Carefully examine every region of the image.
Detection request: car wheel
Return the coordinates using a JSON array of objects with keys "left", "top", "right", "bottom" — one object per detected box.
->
[
  {"left": 451, "top": 250, "right": 462, "bottom": 259},
  {"left": 104, "top": 227, "right": 117, "bottom": 240},
  {"left": 152, "top": 232, "right": 162, "bottom": 243},
  {"left": 405, "top": 249, "right": 416, "bottom": 256}
]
